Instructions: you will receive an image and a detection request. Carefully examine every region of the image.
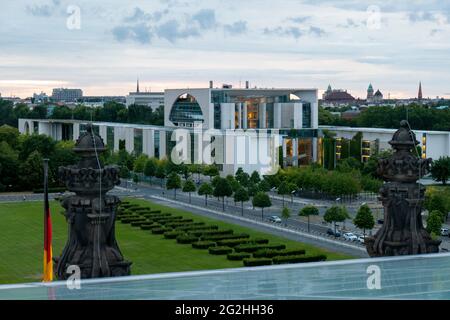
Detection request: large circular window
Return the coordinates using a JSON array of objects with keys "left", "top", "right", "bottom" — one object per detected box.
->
[{"left": 169, "top": 93, "right": 204, "bottom": 127}]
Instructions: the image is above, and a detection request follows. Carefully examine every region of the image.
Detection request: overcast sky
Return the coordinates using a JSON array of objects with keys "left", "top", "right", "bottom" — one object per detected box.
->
[{"left": 1, "top": 0, "right": 450, "bottom": 99}]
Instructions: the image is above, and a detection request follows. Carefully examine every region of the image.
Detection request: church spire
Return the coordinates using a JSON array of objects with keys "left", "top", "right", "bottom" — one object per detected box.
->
[
  {"left": 137, "top": 78, "right": 140, "bottom": 93},
  {"left": 418, "top": 81, "right": 422, "bottom": 100}
]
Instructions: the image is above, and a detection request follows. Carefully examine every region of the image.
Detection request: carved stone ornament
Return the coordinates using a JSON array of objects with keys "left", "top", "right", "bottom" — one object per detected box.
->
[
  {"left": 366, "top": 120, "right": 441, "bottom": 257},
  {"left": 55, "top": 124, "right": 131, "bottom": 279}
]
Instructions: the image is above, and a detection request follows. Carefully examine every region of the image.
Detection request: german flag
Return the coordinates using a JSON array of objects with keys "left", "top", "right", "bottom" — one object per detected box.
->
[{"left": 43, "top": 159, "right": 53, "bottom": 282}]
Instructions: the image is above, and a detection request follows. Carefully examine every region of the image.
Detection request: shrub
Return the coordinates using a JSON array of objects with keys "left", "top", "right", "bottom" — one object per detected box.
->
[
  {"left": 272, "top": 254, "right": 326, "bottom": 264},
  {"left": 253, "top": 249, "right": 305, "bottom": 258},
  {"left": 140, "top": 223, "right": 161, "bottom": 230},
  {"left": 130, "top": 220, "right": 147, "bottom": 227},
  {"left": 235, "top": 244, "right": 286, "bottom": 253},
  {"left": 208, "top": 246, "right": 233, "bottom": 255},
  {"left": 243, "top": 258, "right": 273, "bottom": 267},
  {"left": 151, "top": 227, "right": 171, "bottom": 234},
  {"left": 217, "top": 239, "right": 252, "bottom": 247},
  {"left": 176, "top": 224, "right": 215, "bottom": 231},
  {"left": 166, "top": 221, "right": 198, "bottom": 228},
  {"left": 227, "top": 253, "right": 251, "bottom": 261},
  {"left": 188, "top": 229, "right": 234, "bottom": 237},
  {"left": 192, "top": 241, "right": 217, "bottom": 249},
  {"left": 176, "top": 235, "right": 199, "bottom": 244},
  {"left": 164, "top": 231, "right": 185, "bottom": 239},
  {"left": 120, "top": 216, "right": 142, "bottom": 223},
  {"left": 201, "top": 233, "right": 250, "bottom": 241},
  {"left": 253, "top": 238, "right": 270, "bottom": 244}
]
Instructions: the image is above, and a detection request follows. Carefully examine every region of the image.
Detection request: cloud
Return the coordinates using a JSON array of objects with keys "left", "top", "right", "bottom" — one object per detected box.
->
[
  {"left": 191, "top": 9, "right": 217, "bottom": 30},
  {"left": 26, "top": 0, "right": 61, "bottom": 17},
  {"left": 338, "top": 18, "right": 361, "bottom": 28},
  {"left": 309, "top": 26, "right": 326, "bottom": 37},
  {"left": 289, "top": 16, "right": 311, "bottom": 24},
  {"left": 264, "top": 25, "right": 326, "bottom": 39},
  {"left": 112, "top": 23, "right": 153, "bottom": 44},
  {"left": 123, "top": 7, "right": 169, "bottom": 23},
  {"left": 156, "top": 19, "right": 200, "bottom": 43},
  {"left": 407, "top": 11, "right": 440, "bottom": 23},
  {"left": 224, "top": 21, "right": 247, "bottom": 35}
]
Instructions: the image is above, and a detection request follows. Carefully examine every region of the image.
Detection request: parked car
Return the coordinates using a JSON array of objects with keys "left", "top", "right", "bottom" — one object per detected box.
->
[
  {"left": 441, "top": 228, "right": 449, "bottom": 237},
  {"left": 343, "top": 232, "right": 358, "bottom": 241},
  {"left": 268, "top": 216, "right": 282, "bottom": 223},
  {"left": 357, "top": 235, "right": 366, "bottom": 244},
  {"left": 327, "top": 228, "right": 341, "bottom": 237}
]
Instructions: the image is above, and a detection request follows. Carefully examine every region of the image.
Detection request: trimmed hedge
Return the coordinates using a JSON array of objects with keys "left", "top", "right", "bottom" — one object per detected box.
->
[
  {"left": 130, "top": 220, "right": 148, "bottom": 227},
  {"left": 192, "top": 241, "right": 217, "bottom": 249},
  {"left": 227, "top": 253, "right": 251, "bottom": 261},
  {"left": 188, "top": 229, "right": 234, "bottom": 237},
  {"left": 235, "top": 244, "right": 286, "bottom": 253},
  {"left": 164, "top": 230, "right": 185, "bottom": 239},
  {"left": 151, "top": 227, "right": 171, "bottom": 235},
  {"left": 176, "top": 225, "right": 216, "bottom": 232},
  {"left": 272, "top": 255, "right": 327, "bottom": 264},
  {"left": 176, "top": 235, "right": 199, "bottom": 244},
  {"left": 166, "top": 221, "right": 199, "bottom": 228},
  {"left": 217, "top": 239, "right": 251, "bottom": 247},
  {"left": 140, "top": 223, "right": 161, "bottom": 230},
  {"left": 202, "top": 233, "right": 250, "bottom": 241},
  {"left": 243, "top": 258, "right": 273, "bottom": 267},
  {"left": 208, "top": 246, "right": 233, "bottom": 255},
  {"left": 253, "top": 249, "right": 306, "bottom": 259}
]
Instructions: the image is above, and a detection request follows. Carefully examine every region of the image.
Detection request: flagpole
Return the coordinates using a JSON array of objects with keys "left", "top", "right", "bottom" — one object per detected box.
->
[{"left": 43, "top": 158, "right": 53, "bottom": 282}]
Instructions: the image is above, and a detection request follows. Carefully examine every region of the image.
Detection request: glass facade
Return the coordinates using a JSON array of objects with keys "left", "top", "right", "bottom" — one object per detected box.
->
[
  {"left": 169, "top": 94, "right": 204, "bottom": 127},
  {"left": 134, "top": 129, "right": 143, "bottom": 156},
  {"left": 107, "top": 127, "right": 114, "bottom": 148},
  {"left": 154, "top": 131, "right": 160, "bottom": 158},
  {"left": 302, "top": 102, "right": 311, "bottom": 128}
]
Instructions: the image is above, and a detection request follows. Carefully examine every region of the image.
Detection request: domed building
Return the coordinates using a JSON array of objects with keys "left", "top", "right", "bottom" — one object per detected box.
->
[{"left": 366, "top": 84, "right": 383, "bottom": 104}]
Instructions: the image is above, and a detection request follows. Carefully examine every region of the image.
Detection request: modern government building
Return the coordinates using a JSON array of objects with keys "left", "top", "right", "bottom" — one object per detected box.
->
[{"left": 18, "top": 84, "right": 450, "bottom": 175}]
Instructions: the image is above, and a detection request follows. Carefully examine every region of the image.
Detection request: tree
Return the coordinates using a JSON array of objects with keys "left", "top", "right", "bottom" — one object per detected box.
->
[
  {"left": 252, "top": 192, "right": 272, "bottom": 220},
  {"left": 277, "top": 181, "right": 290, "bottom": 207},
  {"left": 182, "top": 179, "right": 196, "bottom": 203},
  {"left": 155, "top": 162, "right": 167, "bottom": 187},
  {"left": 250, "top": 171, "right": 261, "bottom": 184},
  {"left": 132, "top": 173, "right": 140, "bottom": 184},
  {"left": 234, "top": 187, "right": 249, "bottom": 216},
  {"left": 0, "top": 141, "right": 19, "bottom": 190},
  {"left": 236, "top": 169, "right": 250, "bottom": 187},
  {"left": 19, "top": 134, "right": 56, "bottom": 161},
  {"left": 258, "top": 179, "right": 271, "bottom": 193},
  {"left": 299, "top": 205, "right": 319, "bottom": 233},
  {"left": 20, "top": 151, "right": 44, "bottom": 190},
  {"left": 431, "top": 157, "right": 450, "bottom": 185},
  {"left": 424, "top": 193, "right": 448, "bottom": 221},
  {"left": 287, "top": 182, "right": 297, "bottom": 204},
  {"left": 203, "top": 164, "right": 219, "bottom": 180},
  {"left": 144, "top": 158, "right": 157, "bottom": 182},
  {"left": 119, "top": 166, "right": 131, "bottom": 179},
  {"left": 281, "top": 207, "right": 291, "bottom": 226},
  {"left": 188, "top": 164, "right": 203, "bottom": 182},
  {"left": 133, "top": 154, "right": 148, "bottom": 173},
  {"left": 353, "top": 204, "right": 375, "bottom": 237},
  {"left": 213, "top": 178, "right": 233, "bottom": 211},
  {"left": 324, "top": 206, "right": 350, "bottom": 236},
  {"left": 166, "top": 172, "right": 181, "bottom": 199},
  {"left": 198, "top": 182, "right": 213, "bottom": 206},
  {"left": 426, "top": 210, "right": 443, "bottom": 236}
]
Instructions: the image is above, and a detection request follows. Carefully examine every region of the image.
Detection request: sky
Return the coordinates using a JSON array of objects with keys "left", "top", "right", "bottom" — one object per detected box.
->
[{"left": 1, "top": 0, "right": 450, "bottom": 99}]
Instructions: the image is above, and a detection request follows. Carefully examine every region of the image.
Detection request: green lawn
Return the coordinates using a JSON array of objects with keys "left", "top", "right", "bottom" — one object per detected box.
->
[{"left": 0, "top": 198, "right": 354, "bottom": 284}]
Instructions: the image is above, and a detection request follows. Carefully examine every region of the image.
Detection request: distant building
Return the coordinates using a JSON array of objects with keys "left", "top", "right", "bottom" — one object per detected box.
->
[
  {"left": 366, "top": 84, "right": 383, "bottom": 104},
  {"left": 52, "top": 88, "right": 83, "bottom": 102},
  {"left": 418, "top": 82, "right": 423, "bottom": 100},
  {"left": 321, "top": 84, "right": 356, "bottom": 107},
  {"left": 126, "top": 79, "right": 164, "bottom": 110},
  {"left": 33, "top": 92, "right": 49, "bottom": 104}
]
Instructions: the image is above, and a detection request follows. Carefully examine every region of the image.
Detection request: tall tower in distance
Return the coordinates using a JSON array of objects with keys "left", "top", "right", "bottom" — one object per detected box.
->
[
  {"left": 136, "top": 78, "right": 140, "bottom": 93},
  {"left": 367, "top": 83, "right": 374, "bottom": 101},
  {"left": 418, "top": 81, "right": 423, "bottom": 100}
]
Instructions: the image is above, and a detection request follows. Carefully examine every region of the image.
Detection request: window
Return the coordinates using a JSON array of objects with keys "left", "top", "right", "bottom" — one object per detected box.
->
[
  {"left": 302, "top": 102, "right": 311, "bottom": 128},
  {"left": 169, "top": 94, "right": 204, "bottom": 126}
]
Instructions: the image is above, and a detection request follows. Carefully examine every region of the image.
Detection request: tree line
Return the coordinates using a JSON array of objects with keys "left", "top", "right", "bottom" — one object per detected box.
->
[{"left": 0, "top": 99, "right": 164, "bottom": 128}]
